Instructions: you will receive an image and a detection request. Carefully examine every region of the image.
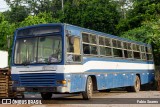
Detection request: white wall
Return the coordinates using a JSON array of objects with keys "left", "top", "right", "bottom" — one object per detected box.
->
[{"left": 0, "top": 51, "right": 8, "bottom": 68}]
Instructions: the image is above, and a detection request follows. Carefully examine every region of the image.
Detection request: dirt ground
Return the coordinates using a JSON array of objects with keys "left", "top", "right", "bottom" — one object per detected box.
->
[{"left": 0, "top": 90, "right": 160, "bottom": 107}]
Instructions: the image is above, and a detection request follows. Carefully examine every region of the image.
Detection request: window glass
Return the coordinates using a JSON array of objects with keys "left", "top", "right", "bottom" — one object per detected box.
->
[
  {"left": 141, "top": 46, "right": 145, "bottom": 52},
  {"left": 113, "top": 49, "right": 123, "bottom": 57},
  {"left": 38, "top": 36, "right": 62, "bottom": 63},
  {"left": 133, "top": 44, "right": 137, "bottom": 51},
  {"left": 136, "top": 45, "right": 140, "bottom": 51},
  {"left": 106, "top": 47, "right": 112, "bottom": 56},
  {"left": 127, "top": 51, "right": 133, "bottom": 58},
  {"left": 141, "top": 53, "right": 146, "bottom": 60},
  {"left": 99, "top": 37, "right": 104, "bottom": 45},
  {"left": 90, "top": 45, "right": 98, "bottom": 55},
  {"left": 117, "top": 40, "right": 121, "bottom": 48},
  {"left": 128, "top": 43, "right": 132, "bottom": 50},
  {"left": 112, "top": 40, "right": 117, "bottom": 47},
  {"left": 14, "top": 38, "right": 37, "bottom": 64},
  {"left": 67, "top": 54, "right": 81, "bottom": 62},
  {"left": 124, "top": 50, "right": 132, "bottom": 58},
  {"left": 66, "top": 36, "right": 81, "bottom": 62},
  {"left": 123, "top": 42, "right": 127, "bottom": 49},
  {"left": 83, "top": 44, "right": 90, "bottom": 54},
  {"left": 105, "top": 38, "right": 111, "bottom": 46},
  {"left": 82, "top": 33, "right": 89, "bottom": 43},
  {"left": 133, "top": 52, "right": 140, "bottom": 59},
  {"left": 14, "top": 36, "right": 62, "bottom": 64},
  {"left": 100, "top": 46, "right": 105, "bottom": 55},
  {"left": 90, "top": 34, "right": 97, "bottom": 44}
]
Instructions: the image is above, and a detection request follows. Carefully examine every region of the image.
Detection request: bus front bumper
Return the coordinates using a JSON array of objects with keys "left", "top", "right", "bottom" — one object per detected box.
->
[{"left": 13, "top": 86, "right": 70, "bottom": 93}]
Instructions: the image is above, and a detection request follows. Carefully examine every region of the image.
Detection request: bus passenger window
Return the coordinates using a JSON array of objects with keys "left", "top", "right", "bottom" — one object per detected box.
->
[
  {"left": 100, "top": 46, "right": 105, "bottom": 55},
  {"left": 141, "top": 53, "right": 146, "bottom": 60},
  {"left": 112, "top": 40, "right": 117, "bottom": 47},
  {"left": 90, "top": 34, "right": 97, "bottom": 44},
  {"left": 66, "top": 36, "right": 81, "bottom": 62},
  {"left": 99, "top": 37, "right": 105, "bottom": 45},
  {"left": 82, "top": 33, "right": 89, "bottom": 43},
  {"left": 123, "top": 42, "right": 127, "bottom": 49},
  {"left": 106, "top": 47, "right": 112, "bottom": 56},
  {"left": 83, "top": 44, "right": 90, "bottom": 54},
  {"left": 90, "top": 45, "right": 97, "bottom": 55},
  {"left": 124, "top": 50, "right": 133, "bottom": 58},
  {"left": 117, "top": 41, "right": 122, "bottom": 48},
  {"left": 105, "top": 38, "right": 111, "bottom": 46},
  {"left": 133, "top": 52, "right": 140, "bottom": 59},
  {"left": 113, "top": 49, "right": 123, "bottom": 57}
]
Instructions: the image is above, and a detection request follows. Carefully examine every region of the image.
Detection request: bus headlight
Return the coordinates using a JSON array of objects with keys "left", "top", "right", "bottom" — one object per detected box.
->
[
  {"left": 56, "top": 80, "right": 67, "bottom": 84},
  {"left": 17, "top": 87, "right": 25, "bottom": 91}
]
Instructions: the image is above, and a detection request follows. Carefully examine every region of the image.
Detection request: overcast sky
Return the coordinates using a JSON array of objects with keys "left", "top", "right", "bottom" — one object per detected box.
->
[{"left": 0, "top": 0, "right": 9, "bottom": 12}]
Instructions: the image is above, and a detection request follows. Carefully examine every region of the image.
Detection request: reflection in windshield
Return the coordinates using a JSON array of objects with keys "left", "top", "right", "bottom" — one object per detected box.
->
[{"left": 14, "top": 36, "right": 62, "bottom": 64}]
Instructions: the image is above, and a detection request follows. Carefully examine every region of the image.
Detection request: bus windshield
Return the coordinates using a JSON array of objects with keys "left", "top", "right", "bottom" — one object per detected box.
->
[{"left": 14, "top": 35, "right": 62, "bottom": 65}]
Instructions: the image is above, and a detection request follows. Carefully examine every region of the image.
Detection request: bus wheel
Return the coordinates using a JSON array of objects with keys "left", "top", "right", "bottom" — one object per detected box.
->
[
  {"left": 82, "top": 76, "right": 93, "bottom": 100},
  {"left": 41, "top": 92, "right": 52, "bottom": 100},
  {"left": 130, "top": 75, "right": 141, "bottom": 92}
]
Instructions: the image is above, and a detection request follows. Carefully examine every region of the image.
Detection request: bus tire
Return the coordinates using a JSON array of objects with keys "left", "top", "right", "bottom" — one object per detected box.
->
[
  {"left": 41, "top": 92, "right": 52, "bottom": 100},
  {"left": 131, "top": 75, "right": 141, "bottom": 92},
  {"left": 82, "top": 76, "right": 93, "bottom": 100}
]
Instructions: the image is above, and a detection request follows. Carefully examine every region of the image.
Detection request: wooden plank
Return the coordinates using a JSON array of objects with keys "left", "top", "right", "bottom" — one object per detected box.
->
[
  {"left": 0, "top": 78, "right": 8, "bottom": 80},
  {"left": 0, "top": 76, "right": 9, "bottom": 79},
  {"left": 0, "top": 94, "right": 9, "bottom": 97},
  {"left": 0, "top": 87, "right": 8, "bottom": 89},
  {"left": 0, "top": 80, "right": 9, "bottom": 83}
]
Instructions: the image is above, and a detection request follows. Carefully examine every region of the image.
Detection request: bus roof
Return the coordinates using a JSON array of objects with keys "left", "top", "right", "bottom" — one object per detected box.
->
[{"left": 16, "top": 23, "right": 151, "bottom": 47}]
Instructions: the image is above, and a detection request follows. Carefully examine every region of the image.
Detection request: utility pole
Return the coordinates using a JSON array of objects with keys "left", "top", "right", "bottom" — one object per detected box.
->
[{"left": 62, "top": 0, "right": 64, "bottom": 12}]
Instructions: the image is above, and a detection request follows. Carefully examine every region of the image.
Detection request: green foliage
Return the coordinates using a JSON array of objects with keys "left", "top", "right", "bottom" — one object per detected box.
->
[
  {"left": 63, "top": 0, "right": 120, "bottom": 34},
  {"left": 0, "top": 13, "right": 15, "bottom": 50},
  {"left": 19, "top": 12, "right": 60, "bottom": 27},
  {"left": 117, "top": 0, "right": 160, "bottom": 34}
]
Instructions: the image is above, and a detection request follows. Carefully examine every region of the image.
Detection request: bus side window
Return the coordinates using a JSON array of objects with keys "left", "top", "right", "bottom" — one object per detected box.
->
[
  {"left": 67, "top": 36, "right": 74, "bottom": 53},
  {"left": 83, "top": 44, "right": 90, "bottom": 54},
  {"left": 66, "top": 36, "right": 81, "bottom": 62}
]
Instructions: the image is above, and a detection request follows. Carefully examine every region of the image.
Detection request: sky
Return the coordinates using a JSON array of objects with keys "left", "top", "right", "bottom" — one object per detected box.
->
[{"left": 0, "top": 0, "right": 9, "bottom": 12}]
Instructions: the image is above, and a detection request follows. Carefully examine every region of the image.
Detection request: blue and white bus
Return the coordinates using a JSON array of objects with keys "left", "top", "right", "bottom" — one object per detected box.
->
[{"left": 11, "top": 23, "right": 155, "bottom": 100}]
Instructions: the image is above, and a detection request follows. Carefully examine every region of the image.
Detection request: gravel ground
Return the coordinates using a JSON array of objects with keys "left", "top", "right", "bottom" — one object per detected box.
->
[{"left": 0, "top": 91, "right": 160, "bottom": 107}]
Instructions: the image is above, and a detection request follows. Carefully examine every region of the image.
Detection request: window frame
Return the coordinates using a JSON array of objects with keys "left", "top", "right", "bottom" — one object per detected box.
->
[
  {"left": 112, "top": 39, "right": 123, "bottom": 58},
  {"left": 66, "top": 35, "right": 82, "bottom": 64},
  {"left": 82, "top": 32, "right": 99, "bottom": 56},
  {"left": 99, "top": 36, "right": 112, "bottom": 57}
]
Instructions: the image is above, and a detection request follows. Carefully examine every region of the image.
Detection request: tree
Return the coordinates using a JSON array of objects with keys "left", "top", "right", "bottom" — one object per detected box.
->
[
  {"left": 117, "top": 0, "right": 160, "bottom": 34},
  {"left": 63, "top": 0, "right": 121, "bottom": 34},
  {"left": 0, "top": 13, "right": 15, "bottom": 50},
  {"left": 19, "top": 12, "right": 60, "bottom": 27}
]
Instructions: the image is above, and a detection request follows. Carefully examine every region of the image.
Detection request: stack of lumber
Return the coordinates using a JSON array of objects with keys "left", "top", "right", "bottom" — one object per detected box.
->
[{"left": 0, "top": 68, "right": 15, "bottom": 98}]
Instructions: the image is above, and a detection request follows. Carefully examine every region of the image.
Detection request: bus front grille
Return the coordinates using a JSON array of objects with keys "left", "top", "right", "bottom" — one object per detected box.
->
[{"left": 19, "top": 73, "right": 56, "bottom": 86}]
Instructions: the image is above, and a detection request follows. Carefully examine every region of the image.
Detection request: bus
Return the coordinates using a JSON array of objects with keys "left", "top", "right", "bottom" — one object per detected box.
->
[{"left": 11, "top": 23, "right": 155, "bottom": 100}]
